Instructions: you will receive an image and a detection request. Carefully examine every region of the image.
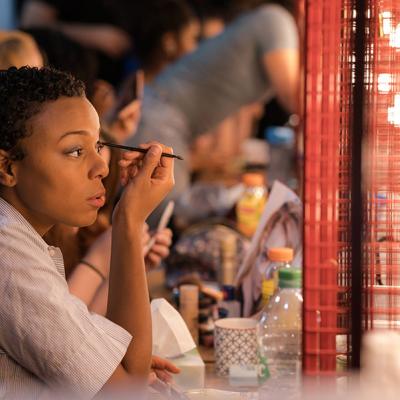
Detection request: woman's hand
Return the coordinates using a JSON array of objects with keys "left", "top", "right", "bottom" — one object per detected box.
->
[
  {"left": 149, "top": 355, "right": 180, "bottom": 384},
  {"left": 145, "top": 228, "right": 173, "bottom": 269},
  {"left": 113, "top": 142, "right": 175, "bottom": 226}
]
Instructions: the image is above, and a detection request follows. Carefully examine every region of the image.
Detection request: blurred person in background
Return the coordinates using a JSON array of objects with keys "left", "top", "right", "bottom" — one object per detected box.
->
[
  {"left": 130, "top": 0, "right": 299, "bottom": 227},
  {"left": 188, "top": 0, "right": 265, "bottom": 182},
  {"left": 19, "top": 0, "right": 138, "bottom": 85},
  {"left": 132, "top": 0, "right": 200, "bottom": 84},
  {"left": 0, "top": 29, "right": 43, "bottom": 68},
  {"left": 21, "top": 27, "right": 141, "bottom": 139}
]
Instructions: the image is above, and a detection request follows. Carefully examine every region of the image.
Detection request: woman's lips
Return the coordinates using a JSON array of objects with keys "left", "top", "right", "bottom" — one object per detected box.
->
[{"left": 87, "top": 194, "right": 106, "bottom": 208}]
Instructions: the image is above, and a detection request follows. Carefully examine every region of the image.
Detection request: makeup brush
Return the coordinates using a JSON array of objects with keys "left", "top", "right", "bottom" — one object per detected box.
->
[{"left": 100, "top": 142, "right": 184, "bottom": 160}]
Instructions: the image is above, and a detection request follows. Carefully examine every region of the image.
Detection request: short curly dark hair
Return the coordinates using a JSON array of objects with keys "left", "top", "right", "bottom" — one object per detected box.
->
[{"left": 0, "top": 66, "right": 85, "bottom": 159}]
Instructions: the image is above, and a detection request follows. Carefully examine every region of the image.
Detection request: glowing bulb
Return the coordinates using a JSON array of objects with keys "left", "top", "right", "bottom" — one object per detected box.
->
[
  {"left": 378, "top": 74, "right": 392, "bottom": 93},
  {"left": 388, "top": 94, "right": 400, "bottom": 126},
  {"left": 381, "top": 11, "right": 392, "bottom": 35},
  {"left": 389, "top": 24, "right": 400, "bottom": 48}
]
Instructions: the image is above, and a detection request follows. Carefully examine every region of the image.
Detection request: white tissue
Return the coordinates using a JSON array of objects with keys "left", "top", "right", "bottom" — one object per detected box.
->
[{"left": 151, "top": 298, "right": 196, "bottom": 358}]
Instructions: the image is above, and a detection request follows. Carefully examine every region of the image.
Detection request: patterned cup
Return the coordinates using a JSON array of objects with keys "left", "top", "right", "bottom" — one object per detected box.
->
[{"left": 214, "top": 318, "right": 258, "bottom": 376}]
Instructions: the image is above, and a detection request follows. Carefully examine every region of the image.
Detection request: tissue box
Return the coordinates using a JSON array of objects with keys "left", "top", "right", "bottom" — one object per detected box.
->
[{"left": 168, "top": 348, "right": 205, "bottom": 390}]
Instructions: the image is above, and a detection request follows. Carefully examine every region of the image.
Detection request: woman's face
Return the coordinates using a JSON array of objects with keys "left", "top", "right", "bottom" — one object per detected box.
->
[
  {"left": 176, "top": 19, "right": 201, "bottom": 57},
  {"left": 9, "top": 96, "right": 109, "bottom": 234}
]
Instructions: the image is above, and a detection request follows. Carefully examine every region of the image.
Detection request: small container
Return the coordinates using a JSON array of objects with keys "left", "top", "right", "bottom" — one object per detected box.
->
[
  {"left": 179, "top": 284, "right": 199, "bottom": 344},
  {"left": 236, "top": 173, "right": 267, "bottom": 237},
  {"left": 219, "top": 235, "right": 237, "bottom": 286}
]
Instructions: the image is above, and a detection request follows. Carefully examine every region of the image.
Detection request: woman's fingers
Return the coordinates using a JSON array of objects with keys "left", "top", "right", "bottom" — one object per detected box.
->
[
  {"left": 151, "top": 355, "right": 180, "bottom": 373},
  {"left": 114, "top": 141, "right": 175, "bottom": 223},
  {"left": 154, "top": 228, "right": 172, "bottom": 245},
  {"left": 145, "top": 229, "right": 172, "bottom": 261},
  {"left": 148, "top": 371, "right": 157, "bottom": 385},
  {"left": 142, "top": 223, "right": 151, "bottom": 246},
  {"left": 150, "top": 242, "right": 170, "bottom": 256},
  {"left": 153, "top": 369, "right": 172, "bottom": 383}
]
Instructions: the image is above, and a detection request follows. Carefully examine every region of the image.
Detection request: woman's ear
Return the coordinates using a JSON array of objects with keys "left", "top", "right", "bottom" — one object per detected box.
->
[{"left": 0, "top": 149, "right": 17, "bottom": 187}]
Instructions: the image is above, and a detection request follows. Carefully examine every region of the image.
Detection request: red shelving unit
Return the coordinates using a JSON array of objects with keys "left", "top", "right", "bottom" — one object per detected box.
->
[{"left": 303, "top": 0, "right": 400, "bottom": 375}]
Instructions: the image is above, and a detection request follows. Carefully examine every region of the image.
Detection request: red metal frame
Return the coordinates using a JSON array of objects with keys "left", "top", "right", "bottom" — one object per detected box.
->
[{"left": 303, "top": 0, "right": 400, "bottom": 375}]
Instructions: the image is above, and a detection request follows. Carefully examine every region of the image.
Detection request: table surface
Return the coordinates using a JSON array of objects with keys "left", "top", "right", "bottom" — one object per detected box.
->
[{"left": 199, "top": 346, "right": 259, "bottom": 393}]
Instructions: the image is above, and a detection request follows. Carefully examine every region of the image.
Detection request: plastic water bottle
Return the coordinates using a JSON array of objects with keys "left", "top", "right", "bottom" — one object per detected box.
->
[{"left": 257, "top": 268, "right": 303, "bottom": 386}]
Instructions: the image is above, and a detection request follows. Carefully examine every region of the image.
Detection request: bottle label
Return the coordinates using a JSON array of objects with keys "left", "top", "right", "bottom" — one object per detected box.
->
[
  {"left": 262, "top": 279, "right": 275, "bottom": 303},
  {"left": 236, "top": 194, "right": 266, "bottom": 236},
  {"left": 258, "top": 353, "right": 270, "bottom": 381}
]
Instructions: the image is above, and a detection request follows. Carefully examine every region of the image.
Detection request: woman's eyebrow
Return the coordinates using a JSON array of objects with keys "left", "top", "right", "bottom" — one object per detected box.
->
[{"left": 57, "top": 130, "right": 92, "bottom": 142}]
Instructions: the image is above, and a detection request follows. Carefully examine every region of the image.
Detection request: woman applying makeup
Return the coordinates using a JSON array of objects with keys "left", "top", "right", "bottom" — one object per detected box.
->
[{"left": 0, "top": 66, "right": 175, "bottom": 397}]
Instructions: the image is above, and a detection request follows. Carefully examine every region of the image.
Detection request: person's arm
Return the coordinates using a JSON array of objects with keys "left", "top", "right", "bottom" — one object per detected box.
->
[
  {"left": 103, "top": 143, "right": 174, "bottom": 387},
  {"left": 263, "top": 49, "right": 299, "bottom": 114},
  {"left": 86, "top": 226, "right": 171, "bottom": 314},
  {"left": 68, "top": 224, "right": 171, "bottom": 313},
  {"left": 20, "top": 0, "right": 57, "bottom": 26},
  {"left": 20, "top": 0, "right": 131, "bottom": 57},
  {"left": 67, "top": 227, "right": 111, "bottom": 306},
  {"left": 86, "top": 228, "right": 171, "bottom": 318}
]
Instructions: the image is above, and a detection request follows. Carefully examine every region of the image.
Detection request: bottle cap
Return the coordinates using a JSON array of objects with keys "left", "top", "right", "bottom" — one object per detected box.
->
[
  {"left": 242, "top": 172, "right": 265, "bottom": 187},
  {"left": 278, "top": 268, "right": 302, "bottom": 288},
  {"left": 267, "top": 247, "right": 294, "bottom": 262}
]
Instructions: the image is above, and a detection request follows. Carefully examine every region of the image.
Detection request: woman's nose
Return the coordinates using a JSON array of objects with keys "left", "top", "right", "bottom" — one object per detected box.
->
[{"left": 90, "top": 152, "right": 110, "bottom": 180}]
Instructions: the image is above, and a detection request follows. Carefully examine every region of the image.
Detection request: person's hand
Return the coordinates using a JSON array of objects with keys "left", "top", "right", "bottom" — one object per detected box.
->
[
  {"left": 91, "top": 25, "right": 132, "bottom": 58},
  {"left": 149, "top": 355, "right": 180, "bottom": 384},
  {"left": 108, "top": 99, "right": 141, "bottom": 143},
  {"left": 142, "top": 223, "right": 151, "bottom": 247},
  {"left": 145, "top": 228, "right": 173, "bottom": 269},
  {"left": 113, "top": 142, "right": 175, "bottom": 225}
]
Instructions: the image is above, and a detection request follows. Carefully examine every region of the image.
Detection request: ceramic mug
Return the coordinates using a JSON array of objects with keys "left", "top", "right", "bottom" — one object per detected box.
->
[{"left": 214, "top": 318, "right": 258, "bottom": 376}]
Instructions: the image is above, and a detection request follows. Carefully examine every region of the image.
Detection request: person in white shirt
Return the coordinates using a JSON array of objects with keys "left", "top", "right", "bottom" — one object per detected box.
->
[{"left": 0, "top": 66, "right": 177, "bottom": 398}]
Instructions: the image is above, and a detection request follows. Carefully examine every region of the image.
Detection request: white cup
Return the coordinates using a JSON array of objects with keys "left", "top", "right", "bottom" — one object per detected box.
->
[{"left": 214, "top": 318, "right": 258, "bottom": 376}]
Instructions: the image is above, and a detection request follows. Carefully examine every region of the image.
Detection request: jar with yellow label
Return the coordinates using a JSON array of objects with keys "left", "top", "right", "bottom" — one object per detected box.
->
[{"left": 236, "top": 173, "right": 267, "bottom": 237}]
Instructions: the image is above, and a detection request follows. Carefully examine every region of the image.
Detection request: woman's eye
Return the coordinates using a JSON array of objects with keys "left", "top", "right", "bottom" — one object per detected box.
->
[
  {"left": 96, "top": 143, "right": 105, "bottom": 153},
  {"left": 68, "top": 148, "right": 83, "bottom": 158}
]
